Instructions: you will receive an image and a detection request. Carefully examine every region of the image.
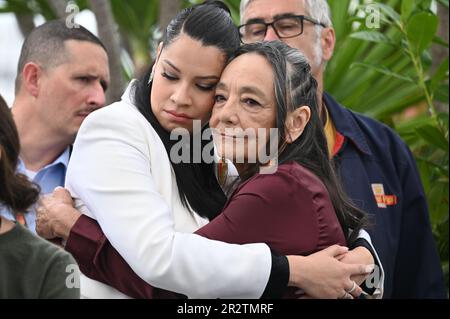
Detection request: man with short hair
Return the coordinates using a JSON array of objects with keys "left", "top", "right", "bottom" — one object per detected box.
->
[
  {"left": 239, "top": 0, "right": 446, "bottom": 298},
  {"left": 0, "top": 20, "right": 110, "bottom": 233}
]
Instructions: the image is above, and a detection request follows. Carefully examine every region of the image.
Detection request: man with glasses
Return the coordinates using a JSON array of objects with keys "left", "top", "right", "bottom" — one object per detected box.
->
[{"left": 239, "top": 0, "right": 446, "bottom": 299}]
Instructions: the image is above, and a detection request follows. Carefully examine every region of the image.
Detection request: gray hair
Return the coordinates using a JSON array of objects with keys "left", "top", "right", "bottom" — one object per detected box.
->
[
  {"left": 240, "top": 0, "right": 332, "bottom": 27},
  {"left": 230, "top": 41, "right": 319, "bottom": 134},
  {"left": 228, "top": 41, "right": 368, "bottom": 244},
  {"left": 239, "top": 0, "right": 332, "bottom": 68}
]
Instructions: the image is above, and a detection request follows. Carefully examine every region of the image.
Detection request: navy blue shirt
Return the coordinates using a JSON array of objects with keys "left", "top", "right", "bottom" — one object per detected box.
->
[{"left": 325, "top": 93, "right": 446, "bottom": 298}]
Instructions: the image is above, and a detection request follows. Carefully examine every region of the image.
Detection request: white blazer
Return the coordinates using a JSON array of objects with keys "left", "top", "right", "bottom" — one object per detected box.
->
[{"left": 66, "top": 83, "right": 272, "bottom": 299}]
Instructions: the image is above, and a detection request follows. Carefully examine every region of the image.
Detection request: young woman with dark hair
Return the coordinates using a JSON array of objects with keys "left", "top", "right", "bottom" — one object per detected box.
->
[
  {"left": 0, "top": 99, "right": 40, "bottom": 215},
  {"left": 36, "top": 1, "right": 375, "bottom": 299},
  {"left": 0, "top": 95, "right": 79, "bottom": 299}
]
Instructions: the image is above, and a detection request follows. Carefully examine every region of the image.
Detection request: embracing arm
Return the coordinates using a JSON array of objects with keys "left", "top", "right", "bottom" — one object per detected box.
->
[
  {"left": 61, "top": 105, "right": 275, "bottom": 299},
  {"left": 68, "top": 214, "right": 165, "bottom": 299},
  {"left": 38, "top": 190, "right": 289, "bottom": 299},
  {"left": 37, "top": 164, "right": 371, "bottom": 299},
  {"left": 38, "top": 188, "right": 369, "bottom": 299},
  {"left": 194, "top": 170, "right": 371, "bottom": 299},
  {"left": 36, "top": 180, "right": 158, "bottom": 298}
]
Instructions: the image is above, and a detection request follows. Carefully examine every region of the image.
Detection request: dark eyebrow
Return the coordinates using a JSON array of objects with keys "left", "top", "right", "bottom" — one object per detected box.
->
[
  {"left": 217, "top": 82, "right": 269, "bottom": 104},
  {"left": 274, "top": 13, "right": 299, "bottom": 20},
  {"left": 245, "top": 13, "right": 299, "bottom": 24},
  {"left": 216, "top": 82, "right": 228, "bottom": 91},
  {"left": 163, "top": 60, "right": 180, "bottom": 73},
  {"left": 239, "top": 86, "right": 266, "bottom": 99},
  {"left": 74, "top": 73, "right": 109, "bottom": 92},
  {"left": 163, "top": 60, "right": 219, "bottom": 81},
  {"left": 245, "top": 17, "right": 266, "bottom": 25},
  {"left": 217, "top": 83, "right": 266, "bottom": 99}
]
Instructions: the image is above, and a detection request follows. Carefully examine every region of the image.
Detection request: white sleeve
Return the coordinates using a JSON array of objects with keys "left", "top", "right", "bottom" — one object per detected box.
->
[
  {"left": 357, "top": 229, "right": 384, "bottom": 299},
  {"left": 66, "top": 105, "right": 272, "bottom": 299}
]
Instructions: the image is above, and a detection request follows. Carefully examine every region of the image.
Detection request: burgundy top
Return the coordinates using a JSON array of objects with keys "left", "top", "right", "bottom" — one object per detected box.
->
[{"left": 66, "top": 161, "right": 346, "bottom": 298}]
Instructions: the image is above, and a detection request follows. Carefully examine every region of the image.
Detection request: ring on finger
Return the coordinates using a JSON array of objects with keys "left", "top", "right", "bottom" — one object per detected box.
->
[{"left": 347, "top": 281, "right": 357, "bottom": 294}]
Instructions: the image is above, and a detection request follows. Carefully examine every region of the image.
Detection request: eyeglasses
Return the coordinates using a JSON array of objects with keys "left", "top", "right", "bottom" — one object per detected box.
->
[{"left": 239, "top": 15, "right": 326, "bottom": 43}]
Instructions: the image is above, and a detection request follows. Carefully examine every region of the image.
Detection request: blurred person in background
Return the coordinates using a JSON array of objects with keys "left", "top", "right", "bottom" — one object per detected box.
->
[{"left": 0, "top": 94, "right": 80, "bottom": 299}]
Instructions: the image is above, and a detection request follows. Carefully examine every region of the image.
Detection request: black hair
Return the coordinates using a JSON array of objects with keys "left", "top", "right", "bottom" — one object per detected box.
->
[
  {"left": 15, "top": 19, "right": 106, "bottom": 93},
  {"left": 164, "top": 0, "right": 239, "bottom": 57},
  {"left": 0, "top": 95, "right": 40, "bottom": 214},
  {"left": 231, "top": 41, "right": 367, "bottom": 244},
  {"left": 132, "top": 1, "right": 241, "bottom": 220}
]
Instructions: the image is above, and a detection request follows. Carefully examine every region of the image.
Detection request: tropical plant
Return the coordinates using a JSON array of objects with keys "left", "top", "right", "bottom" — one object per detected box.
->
[
  {"left": 0, "top": 0, "right": 448, "bottom": 292},
  {"left": 325, "top": 0, "right": 449, "bottom": 291}
]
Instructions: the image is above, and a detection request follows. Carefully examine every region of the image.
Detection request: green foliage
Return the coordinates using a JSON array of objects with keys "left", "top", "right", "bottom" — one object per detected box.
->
[
  {"left": 0, "top": 0, "right": 57, "bottom": 19},
  {"left": 1, "top": 0, "right": 448, "bottom": 293},
  {"left": 327, "top": 0, "right": 448, "bottom": 292},
  {"left": 109, "top": 0, "right": 159, "bottom": 76}
]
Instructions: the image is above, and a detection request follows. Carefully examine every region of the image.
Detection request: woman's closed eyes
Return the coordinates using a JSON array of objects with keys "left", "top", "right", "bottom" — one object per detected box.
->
[{"left": 162, "top": 72, "right": 216, "bottom": 92}]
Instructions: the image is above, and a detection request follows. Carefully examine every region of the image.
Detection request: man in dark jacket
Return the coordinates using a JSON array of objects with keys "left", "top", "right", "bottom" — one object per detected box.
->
[{"left": 239, "top": 0, "right": 446, "bottom": 298}]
